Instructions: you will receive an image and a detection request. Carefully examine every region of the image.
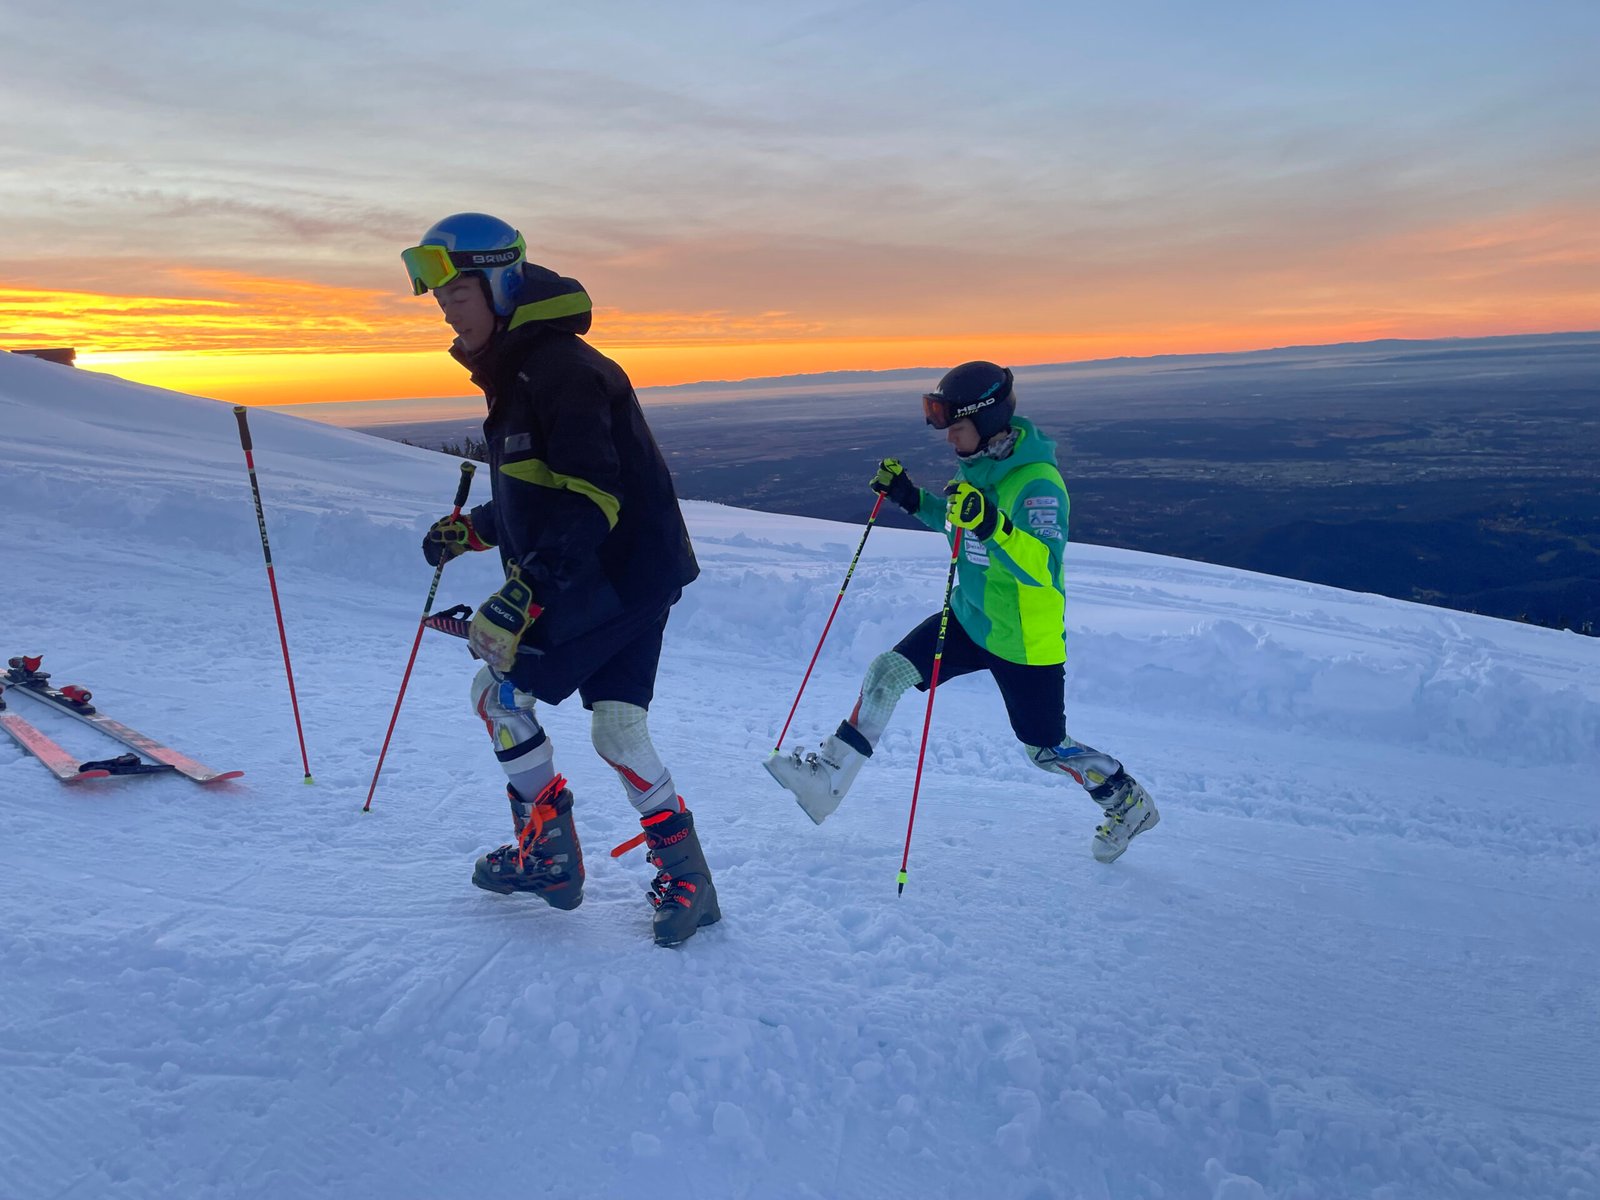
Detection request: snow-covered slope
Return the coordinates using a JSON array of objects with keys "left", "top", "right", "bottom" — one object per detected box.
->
[{"left": 1, "top": 352, "right": 1596, "bottom": 1200}]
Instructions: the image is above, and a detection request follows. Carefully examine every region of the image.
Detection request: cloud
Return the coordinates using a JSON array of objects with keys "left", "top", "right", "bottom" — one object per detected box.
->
[{"left": 1, "top": 1, "right": 1595, "bottom": 391}]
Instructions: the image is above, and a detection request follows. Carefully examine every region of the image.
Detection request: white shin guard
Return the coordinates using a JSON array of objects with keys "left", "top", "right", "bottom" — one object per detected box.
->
[
  {"left": 849, "top": 650, "right": 924, "bottom": 745},
  {"left": 591, "top": 700, "right": 677, "bottom": 816},
  {"left": 470, "top": 667, "right": 556, "bottom": 802},
  {"left": 1025, "top": 739, "right": 1123, "bottom": 793}
]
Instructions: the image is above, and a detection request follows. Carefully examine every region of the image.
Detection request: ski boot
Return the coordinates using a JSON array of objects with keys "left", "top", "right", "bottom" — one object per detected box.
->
[
  {"left": 639, "top": 803, "right": 720, "bottom": 946},
  {"left": 1089, "top": 770, "right": 1160, "bottom": 864},
  {"left": 472, "top": 776, "right": 585, "bottom": 909},
  {"left": 764, "top": 722, "right": 870, "bottom": 824}
]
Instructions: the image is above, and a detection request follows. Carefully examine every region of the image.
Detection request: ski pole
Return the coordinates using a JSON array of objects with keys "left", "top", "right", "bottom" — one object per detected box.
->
[
  {"left": 897, "top": 527, "right": 963, "bottom": 895},
  {"left": 234, "top": 405, "right": 314, "bottom": 784},
  {"left": 364, "top": 460, "right": 476, "bottom": 812},
  {"left": 771, "top": 492, "right": 886, "bottom": 753}
]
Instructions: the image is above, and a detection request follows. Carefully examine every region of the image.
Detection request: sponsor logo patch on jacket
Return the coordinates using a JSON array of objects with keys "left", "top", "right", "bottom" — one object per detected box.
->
[
  {"left": 1027, "top": 508, "right": 1062, "bottom": 538},
  {"left": 503, "top": 433, "right": 532, "bottom": 453},
  {"left": 1023, "top": 495, "right": 1059, "bottom": 507}
]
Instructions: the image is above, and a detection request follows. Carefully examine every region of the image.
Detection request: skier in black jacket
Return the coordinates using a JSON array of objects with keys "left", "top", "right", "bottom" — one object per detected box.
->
[{"left": 402, "top": 212, "right": 717, "bottom": 947}]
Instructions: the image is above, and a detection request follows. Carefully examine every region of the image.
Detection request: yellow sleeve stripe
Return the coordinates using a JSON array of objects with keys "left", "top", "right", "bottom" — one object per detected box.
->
[{"left": 499, "top": 458, "right": 620, "bottom": 529}]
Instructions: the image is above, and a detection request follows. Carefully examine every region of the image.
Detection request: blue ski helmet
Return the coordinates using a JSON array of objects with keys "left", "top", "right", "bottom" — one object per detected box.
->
[{"left": 402, "top": 212, "right": 527, "bottom": 317}]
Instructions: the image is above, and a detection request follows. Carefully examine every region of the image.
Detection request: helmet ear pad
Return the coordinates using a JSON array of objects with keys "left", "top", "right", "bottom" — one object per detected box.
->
[
  {"left": 972, "top": 391, "right": 1016, "bottom": 446},
  {"left": 470, "top": 259, "right": 523, "bottom": 318}
]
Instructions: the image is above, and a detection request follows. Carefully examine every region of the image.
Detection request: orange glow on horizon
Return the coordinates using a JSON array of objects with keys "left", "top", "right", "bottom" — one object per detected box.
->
[
  {"left": 56, "top": 309, "right": 1575, "bottom": 406},
  {"left": 5, "top": 202, "right": 1596, "bottom": 406},
  {"left": 53, "top": 314, "right": 1590, "bottom": 406}
]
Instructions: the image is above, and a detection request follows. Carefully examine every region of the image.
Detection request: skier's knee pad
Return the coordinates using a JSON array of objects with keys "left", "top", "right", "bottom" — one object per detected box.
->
[
  {"left": 590, "top": 700, "right": 675, "bottom": 815},
  {"left": 470, "top": 666, "right": 552, "bottom": 779},
  {"left": 850, "top": 650, "right": 923, "bottom": 743},
  {"left": 1024, "top": 740, "right": 1122, "bottom": 790}
]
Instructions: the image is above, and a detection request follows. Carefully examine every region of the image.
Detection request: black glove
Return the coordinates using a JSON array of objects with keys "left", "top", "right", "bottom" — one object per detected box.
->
[
  {"left": 870, "top": 458, "right": 921, "bottom": 514},
  {"left": 422, "top": 512, "right": 495, "bottom": 567}
]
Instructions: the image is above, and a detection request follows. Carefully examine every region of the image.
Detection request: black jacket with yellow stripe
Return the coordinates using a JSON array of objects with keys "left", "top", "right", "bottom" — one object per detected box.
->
[{"left": 453, "top": 272, "right": 699, "bottom": 647}]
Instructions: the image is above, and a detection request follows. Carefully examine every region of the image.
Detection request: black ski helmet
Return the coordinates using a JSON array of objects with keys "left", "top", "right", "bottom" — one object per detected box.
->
[{"left": 922, "top": 361, "right": 1016, "bottom": 442}]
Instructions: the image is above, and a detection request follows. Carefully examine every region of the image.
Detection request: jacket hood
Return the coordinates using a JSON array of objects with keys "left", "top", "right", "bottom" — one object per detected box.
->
[
  {"left": 450, "top": 262, "right": 593, "bottom": 379},
  {"left": 506, "top": 262, "right": 593, "bottom": 336}
]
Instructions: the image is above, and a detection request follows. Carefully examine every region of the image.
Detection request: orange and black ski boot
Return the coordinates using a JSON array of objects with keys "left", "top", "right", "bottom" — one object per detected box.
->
[
  {"left": 639, "top": 803, "right": 720, "bottom": 946},
  {"left": 471, "top": 776, "right": 585, "bottom": 910}
]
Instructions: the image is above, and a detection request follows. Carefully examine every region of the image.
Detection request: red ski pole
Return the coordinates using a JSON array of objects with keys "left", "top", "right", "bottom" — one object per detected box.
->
[
  {"left": 233, "top": 406, "right": 313, "bottom": 784},
  {"left": 364, "top": 460, "right": 476, "bottom": 812},
  {"left": 771, "top": 492, "right": 886, "bottom": 753},
  {"left": 897, "top": 527, "right": 963, "bottom": 895}
]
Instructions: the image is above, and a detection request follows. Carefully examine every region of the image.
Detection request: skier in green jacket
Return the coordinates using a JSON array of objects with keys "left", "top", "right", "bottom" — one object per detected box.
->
[{"left": 764, "top": 361, "right": 1159, "bottom": 863}]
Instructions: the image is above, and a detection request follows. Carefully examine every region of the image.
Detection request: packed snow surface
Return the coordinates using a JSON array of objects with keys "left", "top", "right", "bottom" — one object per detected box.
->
[{"left": 1, "top": 352, "right": 1597, "bottom": 1200}]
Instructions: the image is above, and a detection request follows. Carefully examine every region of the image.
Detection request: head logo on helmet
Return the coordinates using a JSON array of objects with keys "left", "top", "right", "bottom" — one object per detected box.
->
[
  {"left": 922, "top": 361, "right": 1016, "bottom": 443},
  {"left": 402, "top": 213, "right": 527, "bottom": 317}
]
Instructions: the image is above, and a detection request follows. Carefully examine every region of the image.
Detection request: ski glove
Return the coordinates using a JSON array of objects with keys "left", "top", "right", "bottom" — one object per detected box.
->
[
  {"left": 468, "top": 568, "right": 543, "bottom": 673},
  {"left": 422, "top": 512, "right": 495, "bottom": 567},
  {"left": 944, "top": 481, "right": 1011, "bottom": 542},
  {"left": 870, "top": 458, "right": 921, "bottom": 514}
]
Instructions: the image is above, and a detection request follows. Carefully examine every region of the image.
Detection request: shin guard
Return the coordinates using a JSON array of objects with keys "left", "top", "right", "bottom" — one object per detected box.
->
[
  {"left": 847, "top": 650, "right": 923, "bottom": 745},
  {"left": 1025, "top": 739, "right": 1124, "bottom": 791},
  {"left": 471, "top": 666, "right": 556, "bottom": 805},
  {"left": 591, "top": 700, "right": 677, "bottom": 816}
]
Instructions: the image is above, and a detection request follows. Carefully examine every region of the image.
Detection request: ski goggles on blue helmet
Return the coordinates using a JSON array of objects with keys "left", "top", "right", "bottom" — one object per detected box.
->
[{"left": 401, "top": 234, "right": 527, "bottom": 296}]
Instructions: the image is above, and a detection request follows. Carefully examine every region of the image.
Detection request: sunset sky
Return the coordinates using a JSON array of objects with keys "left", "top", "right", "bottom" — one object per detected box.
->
[{"left": 3, "top": 1, "right": 1596, "bottom": 404}]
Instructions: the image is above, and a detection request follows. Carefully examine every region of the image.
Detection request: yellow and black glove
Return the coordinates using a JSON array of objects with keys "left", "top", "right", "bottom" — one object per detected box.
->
[
  {"left": 870, "top": 458, "right": 921, "bottom": 514},
  {"left": 944, "top": 481, "right": 1011, "bottom": 542},
  {"left": 468, "top": 568, "right": 542, "bottom": 673},
  {"left": 422, "top": 512, "right": 495, "bottom": 567}
]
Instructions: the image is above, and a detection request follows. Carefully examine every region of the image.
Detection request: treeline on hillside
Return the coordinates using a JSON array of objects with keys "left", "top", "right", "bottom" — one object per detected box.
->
[{"left": 404, "top": 437, "right": 487, "bottom": 461}]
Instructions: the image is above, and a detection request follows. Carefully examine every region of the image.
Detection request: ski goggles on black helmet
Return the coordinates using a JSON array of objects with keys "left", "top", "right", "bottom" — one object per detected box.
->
[
  {"left": 921, "top": 366, "right": 1014, "bottom": 430},
  {"left": 401, "top": 234, "right": 527, "bottom": 296}
]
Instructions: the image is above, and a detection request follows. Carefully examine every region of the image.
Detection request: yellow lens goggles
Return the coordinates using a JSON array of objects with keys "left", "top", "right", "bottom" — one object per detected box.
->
[{"left": 401, "top": 234, "right": 526, "bottom": 296}]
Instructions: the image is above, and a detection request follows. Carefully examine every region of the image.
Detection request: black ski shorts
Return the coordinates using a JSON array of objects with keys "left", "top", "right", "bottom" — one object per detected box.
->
[
  {"left": 507, "top": 593, "right": 677, "bottom": 710},
  {"left": 892, "top": 610, "right": 1067, "bottom": 748}
]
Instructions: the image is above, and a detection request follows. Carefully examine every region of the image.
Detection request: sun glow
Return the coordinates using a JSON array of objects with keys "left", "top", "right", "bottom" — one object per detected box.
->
[{"left": 5, "top": 207, "right": 1595, "bottom": 407}]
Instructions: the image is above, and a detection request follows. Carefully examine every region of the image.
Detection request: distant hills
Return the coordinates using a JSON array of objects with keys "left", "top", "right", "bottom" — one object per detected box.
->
[{"left": 349, "top": 332, "right": 1600, "bottom": 634}]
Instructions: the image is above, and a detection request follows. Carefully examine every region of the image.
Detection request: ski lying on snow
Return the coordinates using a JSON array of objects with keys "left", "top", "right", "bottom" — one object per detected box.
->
[
  {"left": 0, "top": 687, "right": 110, "bottom": 783},
  {"left": 4, "top": 658, "right": 243, "bottom": 784}
]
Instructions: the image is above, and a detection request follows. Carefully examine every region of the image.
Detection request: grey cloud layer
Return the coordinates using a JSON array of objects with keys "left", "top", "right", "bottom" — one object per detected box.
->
[{"left": 4, "top": 0, "right": 1597, "bottom": 312}]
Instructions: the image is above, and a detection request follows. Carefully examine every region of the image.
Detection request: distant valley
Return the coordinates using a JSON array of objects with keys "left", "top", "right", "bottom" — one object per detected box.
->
[{"left": 353, "top": 333, "right": 1600, "bottom": 635}]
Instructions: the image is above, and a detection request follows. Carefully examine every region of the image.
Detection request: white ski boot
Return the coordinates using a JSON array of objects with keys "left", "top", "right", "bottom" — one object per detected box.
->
[
  {"left": 764, "top": 727, "right": 869, "bottom": 824},
  {"left": 1089, "top": 771, "right": 1160, "bottom": 863}
]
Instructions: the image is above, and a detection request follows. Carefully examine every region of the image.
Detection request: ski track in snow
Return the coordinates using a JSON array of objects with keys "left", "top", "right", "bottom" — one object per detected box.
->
[{"left": 1, "top": 354, "right": 1597, "bottom": 1200}]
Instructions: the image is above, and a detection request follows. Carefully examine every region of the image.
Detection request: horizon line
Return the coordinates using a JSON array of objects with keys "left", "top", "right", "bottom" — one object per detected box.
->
[{"left": 229, "top": 327, "right": 1600, "bottom": 408}]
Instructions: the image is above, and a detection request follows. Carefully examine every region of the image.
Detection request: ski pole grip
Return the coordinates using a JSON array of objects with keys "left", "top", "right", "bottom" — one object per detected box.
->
[
  {"left": 452, "top": 460, "right": 476, "bottom": 510},
  {"left": 233, "top": 405, "right": 253, "bottom": 452}
]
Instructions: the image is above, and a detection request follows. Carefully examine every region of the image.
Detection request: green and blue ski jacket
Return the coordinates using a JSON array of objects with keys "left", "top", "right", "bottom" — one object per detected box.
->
[{"left": 911, "top": 417, "right": 1069, "bottom": 665}]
